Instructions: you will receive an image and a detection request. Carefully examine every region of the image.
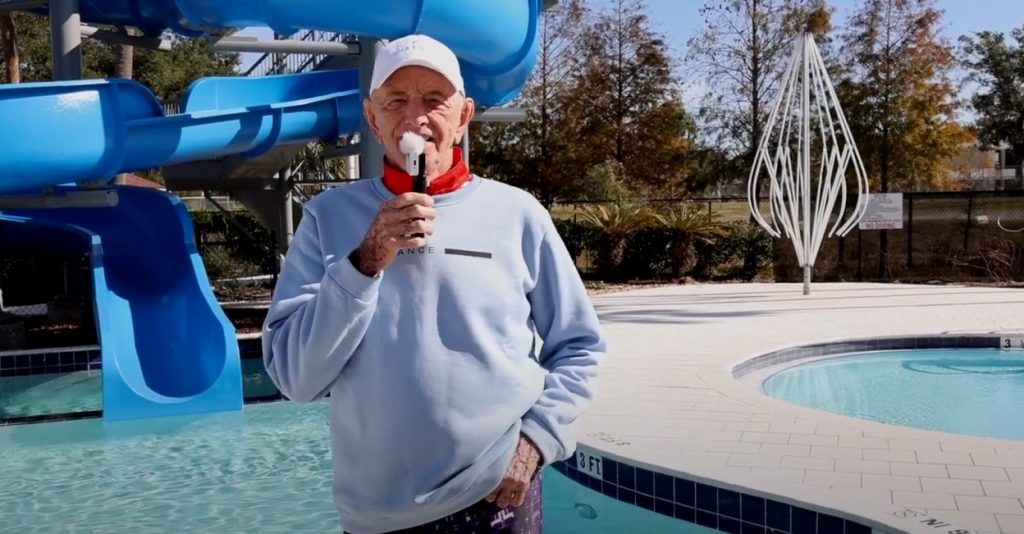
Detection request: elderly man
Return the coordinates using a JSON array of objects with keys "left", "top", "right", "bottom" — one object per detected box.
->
[{"left": 262, "top": 34, "right": 606, "bottom": 533}]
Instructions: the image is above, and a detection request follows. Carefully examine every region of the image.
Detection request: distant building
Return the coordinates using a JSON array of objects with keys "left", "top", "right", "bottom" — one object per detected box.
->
[{"left": 950, "top": 139, "right": 1021, "bottom": 190}]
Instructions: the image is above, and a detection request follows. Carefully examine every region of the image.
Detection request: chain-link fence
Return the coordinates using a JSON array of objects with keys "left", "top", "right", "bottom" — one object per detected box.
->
[
  {"left": 0, "top": 227, "right": 96, "bottom": 352},
  {"left": 777, "top": 190, "right": 1024, "bottom": 284},
  {"left": 190, "top": 208, "right": 278, "bottom": 307}
]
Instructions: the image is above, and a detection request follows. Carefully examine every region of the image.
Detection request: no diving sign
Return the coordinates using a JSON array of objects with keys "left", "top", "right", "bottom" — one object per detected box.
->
[{"left": 859, "top": 192, "right": 903, "bottom": 230}]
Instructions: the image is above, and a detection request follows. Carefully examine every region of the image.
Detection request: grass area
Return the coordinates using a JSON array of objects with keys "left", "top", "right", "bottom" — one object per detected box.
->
[
  {"left": 554, "top": 195, "right": 1024, "bottom": 224},
  {"left": 552, "top": 200, "right": 756, "bottom": 222}
]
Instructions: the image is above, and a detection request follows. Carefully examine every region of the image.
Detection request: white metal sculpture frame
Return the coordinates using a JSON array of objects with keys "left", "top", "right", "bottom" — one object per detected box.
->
[{"left": 748, "top": 33, "right": 870, "bottom": 294}]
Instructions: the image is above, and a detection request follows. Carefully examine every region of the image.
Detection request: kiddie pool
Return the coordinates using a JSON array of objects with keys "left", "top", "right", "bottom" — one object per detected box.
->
[{"left": 760, "top": 347, "right": 1024, "bottom": 442}]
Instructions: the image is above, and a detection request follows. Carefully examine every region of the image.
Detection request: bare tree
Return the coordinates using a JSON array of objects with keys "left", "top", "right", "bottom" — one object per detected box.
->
[{"left": 686, "top": 0, "right": 814, "bottom": 174}]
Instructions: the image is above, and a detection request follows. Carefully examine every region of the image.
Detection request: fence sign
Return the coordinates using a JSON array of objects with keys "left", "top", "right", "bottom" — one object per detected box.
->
[{"left": 858, "top": 193, "right": 903, "bottom": 230}]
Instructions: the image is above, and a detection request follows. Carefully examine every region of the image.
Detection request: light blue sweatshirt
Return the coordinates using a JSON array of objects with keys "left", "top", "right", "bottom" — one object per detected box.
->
[{"left": 261, "top": 175, "right": 606, "bottom": 533}]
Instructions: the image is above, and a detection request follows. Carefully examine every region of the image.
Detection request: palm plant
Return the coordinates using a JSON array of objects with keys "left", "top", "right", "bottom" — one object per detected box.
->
[
  {"left": 654, "top": 204, "right": 726, "bottom": 279},
  {"left": 578, "top": 201, "right": 654, "bottom": 281}
]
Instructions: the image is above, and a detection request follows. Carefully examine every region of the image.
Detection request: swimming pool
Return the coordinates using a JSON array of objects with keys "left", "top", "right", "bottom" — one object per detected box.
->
[
  {"left": 0, "top": 393, "right": 718, "bottom": 533},
  {"left": 762, "top": 348, "right": 1024, "bottom": 441},
  {"left": 0, "top": 359, "right": 277, "bottom": 420}
]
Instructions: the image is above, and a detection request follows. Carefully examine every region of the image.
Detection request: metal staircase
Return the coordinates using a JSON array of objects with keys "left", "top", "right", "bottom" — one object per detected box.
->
[{"left": 162, "top": 30, "right": 362, "bottom": 257}]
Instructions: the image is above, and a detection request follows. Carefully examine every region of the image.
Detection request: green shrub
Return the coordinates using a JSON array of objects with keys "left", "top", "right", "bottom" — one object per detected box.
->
[
  {"left": 577, "top": 202, "right": 655, "bottom": 281},
  {"left": 553, "top": 208, "right": 774, "bottom": 283},
  {"left": 191, "top": 211, "right": 276, "bottom": 278},
  {"left": 735, "top": 224, "right": 775, "bottom": 280},
  {"left": 552, "top": 218, "right": 601, "bottom": 263},
  {"left": 691, "top": 222, "right": 774, "bottom": 281},
  {"left": 620, "top": 227, "right": 673, "bottom": 280},
  {"left": 654, "top": 204, "right": 728, "bottom": 279}
]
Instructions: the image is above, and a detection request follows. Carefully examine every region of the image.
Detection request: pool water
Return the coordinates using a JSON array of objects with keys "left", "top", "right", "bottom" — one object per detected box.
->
[
  {"left": 763, "top": 348, "right": 1024, "bottom": 441},
  {"left": 0, "top": 400, "right": 717, "bottom": 533},
  {"left": 0, "top": 360, "right": 278, "bottom": 419}
]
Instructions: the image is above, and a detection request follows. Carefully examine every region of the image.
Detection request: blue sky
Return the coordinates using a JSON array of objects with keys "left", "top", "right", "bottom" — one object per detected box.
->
[
  {"left": 241, "top": 1, "right": 1024, "bottom": 69},
  {"left": 237, "top": 0, "right": 1024, "bottom": 115},
  {"left": 590, "top": 0, "right": 1024, "bottom": 119},
  {"left": 593, "top": 0, "right": 1024, "bottom": 59}
]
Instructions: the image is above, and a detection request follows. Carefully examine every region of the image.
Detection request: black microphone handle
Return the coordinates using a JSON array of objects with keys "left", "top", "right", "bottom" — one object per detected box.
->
[
  {"left": 412, "top": 153, "right": 427, "bottom": 238},
  {"left": 413, "top": 153, "right": 427, "bottom": 193}
]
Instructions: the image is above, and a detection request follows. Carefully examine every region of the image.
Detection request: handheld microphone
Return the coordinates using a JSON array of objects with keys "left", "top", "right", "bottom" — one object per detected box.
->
[
  {"left": 413, "top": 153, "right": 427, "bottom": 194},
  {"left": 399, "top": 132, "right": 428, "bottom": 238}
]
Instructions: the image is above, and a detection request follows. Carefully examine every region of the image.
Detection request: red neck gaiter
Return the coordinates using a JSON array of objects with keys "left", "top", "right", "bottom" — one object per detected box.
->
[{"left": 382, "top": 147, "right": 472, "bottom": 196}]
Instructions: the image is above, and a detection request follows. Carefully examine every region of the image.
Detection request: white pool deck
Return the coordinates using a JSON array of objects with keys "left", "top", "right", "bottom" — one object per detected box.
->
[{"left": 579, "top": 283, "right": 1024, "bottom": 534}]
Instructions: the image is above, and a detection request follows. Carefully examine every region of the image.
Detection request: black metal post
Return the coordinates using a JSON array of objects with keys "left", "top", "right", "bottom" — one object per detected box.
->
[
  {"left": 857, "top": 229, "right": 863, "bottom": 281},
  {"left": 964, "top": 193, "right": 974, "bottom": 253},
  {"left": 907, "top": 194, "right": 914, "bottom": 268}
]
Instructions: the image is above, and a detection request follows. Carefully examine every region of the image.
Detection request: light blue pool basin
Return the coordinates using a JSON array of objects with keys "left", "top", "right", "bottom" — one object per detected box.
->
[{"left": 762, "top": 348, "right": 1024, "bottom": 442}]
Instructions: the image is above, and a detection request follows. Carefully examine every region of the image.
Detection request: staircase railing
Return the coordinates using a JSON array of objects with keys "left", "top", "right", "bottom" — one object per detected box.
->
[{"left": 243, "top": 30, "right": 351, "bottom": 77}]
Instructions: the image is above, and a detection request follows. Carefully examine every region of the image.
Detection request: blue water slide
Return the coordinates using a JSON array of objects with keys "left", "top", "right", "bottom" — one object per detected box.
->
[
  {"left": 0, "top": 187, "right": 242, "bottom": 421},
  {"left": 0, "top": 69, "right": 361, "bottom": 420},
  {"left": 68, "top": 0, "right": 541, "bottom": 107},
  {"left": 0, "top": 69, "right": 362, "bottom": 195}
]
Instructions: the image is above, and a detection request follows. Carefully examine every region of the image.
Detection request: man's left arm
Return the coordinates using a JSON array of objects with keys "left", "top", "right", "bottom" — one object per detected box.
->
[
  {"left": 486, "top": 218, "right": 608, "bottom": 509},
  {"left": 519, "top": 221, "right": 608, "bottom": 467}
]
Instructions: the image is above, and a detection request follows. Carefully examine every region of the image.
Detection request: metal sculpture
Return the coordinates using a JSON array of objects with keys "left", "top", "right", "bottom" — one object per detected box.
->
[{"left": 748, "top": 32, "right": 870, "bottom": 294}]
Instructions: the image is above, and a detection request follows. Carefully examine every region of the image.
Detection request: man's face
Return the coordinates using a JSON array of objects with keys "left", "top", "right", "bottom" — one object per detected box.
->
[{"left": 364, "top": 66, "right": 475, "bottom": 178}]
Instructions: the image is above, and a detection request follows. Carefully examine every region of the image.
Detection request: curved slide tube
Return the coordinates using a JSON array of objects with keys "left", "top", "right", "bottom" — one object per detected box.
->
[
  {"left": 0, "top": 69, "right": 361, "bottom": 195},
  {"left": 67, "top": 0, "right": 541, "bottom": 106},
  {"left": 0, "top": 187, "right": 242, "bottom": 421}
]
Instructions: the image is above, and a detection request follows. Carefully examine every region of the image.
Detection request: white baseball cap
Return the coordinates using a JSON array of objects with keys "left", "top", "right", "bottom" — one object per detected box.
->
[{"left": 369, "top": 34, "right": 466, "bottom": 96}]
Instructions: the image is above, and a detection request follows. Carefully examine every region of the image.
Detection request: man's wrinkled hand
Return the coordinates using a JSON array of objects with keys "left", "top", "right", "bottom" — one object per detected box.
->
[
  {"left": 485, "top": 434, "right": 542, "bottom": 509},
  {"left": 353, "top": 193, "right": 436, "bottom": 276}
]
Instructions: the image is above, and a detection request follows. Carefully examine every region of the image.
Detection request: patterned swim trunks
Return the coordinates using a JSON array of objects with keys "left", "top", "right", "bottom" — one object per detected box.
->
[{"left": 346, "top": 473, "right": 543, "bottom": 534}]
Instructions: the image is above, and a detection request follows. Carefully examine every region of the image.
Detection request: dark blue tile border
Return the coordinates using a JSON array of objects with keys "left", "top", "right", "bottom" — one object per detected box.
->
[
  {"left": 742, "top": 494, "right": 765, "bottom": 524},
  {"left": 238, "top": 337, "right": 263, "bottom": 360},
  {"left": 654, "top": 471, "right": 673, "bottom": 500},
  {"left": 0, "top": 337, "right": 279, "bottom": 425},
  {"left": 0, "top": 336, "right": 266, "bottom": 378},
  {"left": 0, "top": 392, "right": 287, "bottom": 427},
  {"left": 559, "top": 450, "right": 876, "bottom": 534},
  {"left": 844, "top": 519, "right": 872, "bottom": 534},
  {"left": 0, "top": 409, "right": 102, "bottom": 427},
  {"left": 636, "top": 467, "right": 654, "bottom": 495},
  {"left": 766, "top": 499, "right": 791, "bottom": 531},
  {"left": 817, "top": 513, "right": 844, "bottom": 534},
  {"left": 791, "top": 507, "right": 817, "bottom": 534},
  {"left": 0, "top": 348, "right": 100, "bottom": 377}
]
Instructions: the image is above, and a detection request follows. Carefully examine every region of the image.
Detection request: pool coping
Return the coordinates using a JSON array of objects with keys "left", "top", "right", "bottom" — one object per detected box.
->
[
  {"left": 577, "top": 282, "right": 1024, "bottom": 534},
  {"left": 561, "top": 335, "right": 1009, "bottom": 534},
  {"left": 732, "top": 334, "right": 1001, "bottom": 381}
]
